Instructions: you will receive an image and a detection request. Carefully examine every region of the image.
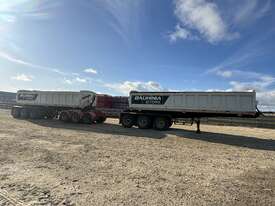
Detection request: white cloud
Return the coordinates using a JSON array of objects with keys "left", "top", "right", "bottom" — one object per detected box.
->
[
  {"left": 215, "top": 69, "right": 233, "bottom": 78},
  {"left": 11, "top": 74, "right": 33, "bottom": 82},
  {"left": 210, "top": 68, "right": 275, "bottom": 83},
  {"left": 0, "top": 51, "right": 68, "bottom": 76},
  {"left": 75, "top": 77, "right": 87, "bottom": 83},
  {"left": 229, "top": 74, "right": 275, "bottom": 92},
  {"left": 234, "top": 0, "right": 271, "bottom": 25},
  {"left": 0, "top": 0, "right": 31, "bottom": 11},
  {"left": 64, "top": 79, "right": 73, "bottom": 85},
  {"left": 171, "top": 0, "right": 270, "bottom": 44},
  {"left": 209, "top": 68, "right": 275, "bottom": 92},
  {"left": 0, "top": 0, "right": 55, "bottom": 25},
  {"left": 0, "top": 14, "right": 16, "bottom": 23},
  {"left": 211, "top": 43, "right": 267, "bottom": 72},
  {"left": 230, "top": 81, "right": 263, "bottom": 92},
  {"left": 208, "top": 32, "right": 274, "bottom": 87},
  {"left": 231, "top": 86, "right": 275, "bottom": 110},
  {"left": 84, "top": 68, "right": 97, "bottom": 74},
  {"left": 0, "top": 1, "right": 59, "bottom": 44},
  {"left": 234, "top": 0, "right": 257, "bottom": 25},
  {"left": 257, "top": 91, "right": 275, "bottom": 107},
  {"left": 63, "top": 76, "right": 88, "bottom": 85},
  {"left": 98, "top": 0, "right": 144, "bottom": 43},
  {"left": 227, "top": 73, "right": 275, "bottom": 109},
  {"left": 213, "top": 69, "right": 274, "bottom": 81},
  {"left": 1, "top": 51, "right": 91, "bottom": 86},
  {"left": 105, "top": 81, "right": 163, "bottom": 95},
  {"left": 169, "top": 24, "right": 198, "bottom": 42},
  {"left": 208, "top": 67, "right": 275, "bottom": 109},
  {"left": 173, "top": 0, "right": 239, "bottom": 43},
  {"left": 23, "top": 12, "right": 51, "bottom": 20}
]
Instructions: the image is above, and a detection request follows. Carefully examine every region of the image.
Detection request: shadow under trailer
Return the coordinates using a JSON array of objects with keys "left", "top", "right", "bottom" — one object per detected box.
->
[{"left": 11, "top": 90, "right": 260, "bottom": 133}]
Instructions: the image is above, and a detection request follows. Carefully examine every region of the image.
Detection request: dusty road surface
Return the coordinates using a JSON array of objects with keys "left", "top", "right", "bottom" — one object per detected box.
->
[{"left": 0, "top": 109, "right": 275, "bottom": 206}]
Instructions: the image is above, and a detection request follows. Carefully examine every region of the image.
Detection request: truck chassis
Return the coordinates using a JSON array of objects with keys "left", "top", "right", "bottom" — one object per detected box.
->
[
  {"left": 11, "top": 105, "right": 106, "bottom": 124},
  {"left": 120, "top": 110, "right": 260, "bottom": 133}
]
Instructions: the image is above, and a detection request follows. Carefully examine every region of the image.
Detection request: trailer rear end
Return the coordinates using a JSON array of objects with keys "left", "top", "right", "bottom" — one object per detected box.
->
[{"left": 95, "top": 95, "right": 129, "bottom": 118}]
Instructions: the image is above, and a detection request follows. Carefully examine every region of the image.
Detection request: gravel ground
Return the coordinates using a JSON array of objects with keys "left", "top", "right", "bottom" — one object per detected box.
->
[{"left": 0, "top": 109, "right": 275, "bottom": 206}]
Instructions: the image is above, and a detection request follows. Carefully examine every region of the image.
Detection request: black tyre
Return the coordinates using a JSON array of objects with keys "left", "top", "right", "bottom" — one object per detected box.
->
[
  {"left": 154, "top": 117, "right": 170, "bottom": 131},
  {"left": 71, "top": 112, "right": 81, "bottom": 123},
  {"left": 20, "top": 108, "right": 30, "bottom": 119},
  {"left": 96, "top": 116, "right": 106, "bottom": 124},
  {"left": 82, "top": 113, "right": 92, "bottom": 124},
  {"left": 45, "top": 111, "right": 56, "bottom": 119},
  {"left": 11, "top": 107, "right": 21, "bottom": 118},
  {"left": 59, "top": 111, "right": 70, "bottom": 122},
  {"left": 137, "top": 115, "right": 152, "bottom": 129},
  {"left": 121, "top": 114, "right": 135, "bottom": 128},
  {"left": 30, "top": 109, "right": 41, "bottom": 119},
  {"left": 168, "top": 120, "right": 173, "bottom": 128}
]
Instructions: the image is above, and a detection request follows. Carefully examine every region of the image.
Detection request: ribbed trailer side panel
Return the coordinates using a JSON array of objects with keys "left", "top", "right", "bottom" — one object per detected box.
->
[
  {"left": 129, "top": 92, "right": 257, "bottom": 114},
  {"left": 16, "top": 91, "right": 96, "bottom": 109}
]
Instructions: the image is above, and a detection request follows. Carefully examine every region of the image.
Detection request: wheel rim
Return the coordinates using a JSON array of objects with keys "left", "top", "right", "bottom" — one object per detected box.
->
[
  {"left": 122, "top": 115, "right": 133, "bottom": 127},
  {"left": 61, "top": 113, "right": 68, "bottom": 122},
  {"left": 140, "top": 119, "right": 147, "bottom": 127},
  {"left": 72, "top": 113, "right": 80, "bottom": 123},
  {"left": 138, "top": 117, "right": 149, "bottom": 128},
  {"left": 83, "top": 115, "right": 91, "bottom": 124},
  {"left": 124, "top": 118, "right": 131, "bottom": 125},
  {"left": 156, "top": 118, "right": 166, "bottom": 129}
]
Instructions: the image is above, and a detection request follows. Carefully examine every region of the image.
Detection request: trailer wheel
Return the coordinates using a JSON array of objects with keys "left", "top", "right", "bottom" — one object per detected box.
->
[
  {"left": 20, "top": 108, "right": 30, "bottom": 119},
  {"left": 59, "top": 111, "right": 70, "bottom": 122},
  {"left": 137, "top": 115, "right": 152, "bottom": 129},
  {"left": 71, "top": 111, "right": 81, "bottom": 123},
  {"left": 121, "top": 114, "right": 135, "bottom": 128},
  {"left": 45, "top": 111, "right": 56, "bottom": 119},
  {"left": 82, "top": 113, "right": 92, "bottom": 124},
  {"left": 11, "top": 107, "right": 21, "bottom": 118},
  {"left": 29, "top": 109, "right": 41, "bottom": 119},
  {"left": 154, "top": 117, "right": 170, "bottom": 131},
  {"left": 96, "top": 116, "right": 106, "bottom": 124},
  {"left": 168, "top": 120, "right": 173, "bottom": 128}
]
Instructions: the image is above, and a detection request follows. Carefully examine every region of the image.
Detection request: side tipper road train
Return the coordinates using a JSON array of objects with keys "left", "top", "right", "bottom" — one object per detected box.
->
[{"left": 11, "top": 90, "right": 260, "bottom": 133}]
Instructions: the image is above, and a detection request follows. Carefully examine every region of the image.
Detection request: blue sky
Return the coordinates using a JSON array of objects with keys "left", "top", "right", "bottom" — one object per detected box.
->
[{"left": 0, "top": 0, "right": 275, "bottom": 109}]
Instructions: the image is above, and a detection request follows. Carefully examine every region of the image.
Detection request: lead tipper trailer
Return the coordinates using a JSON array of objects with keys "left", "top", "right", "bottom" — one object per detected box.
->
[
  {"left": 120, "top": 91, "right": 260, "bottom": 133},
  {"left": 11, "top": 90, "right": 106, "bottom": 124}
]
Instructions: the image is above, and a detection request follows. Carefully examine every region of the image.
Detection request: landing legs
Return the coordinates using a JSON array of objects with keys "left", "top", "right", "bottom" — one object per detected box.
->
[
  {"left": 191, "top": 118, "right": 201, "bottom": 133},
  {"left": 195, "top": 119, "right": 201, "bottom": 134}
]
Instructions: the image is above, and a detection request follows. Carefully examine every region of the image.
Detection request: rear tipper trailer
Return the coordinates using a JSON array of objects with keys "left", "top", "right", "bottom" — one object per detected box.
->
[{"left": 120, "top": 91, "right": 260, "bottom": 133}]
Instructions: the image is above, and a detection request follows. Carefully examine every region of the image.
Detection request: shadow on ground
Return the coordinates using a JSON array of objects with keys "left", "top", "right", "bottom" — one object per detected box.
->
[
  {"left": 29, "top": 119, "right": 275, "bottom": 151},
  {"left": 28, "top": 119, "right": 167, "bottom": 139},
  {"left": 168, "top": 129, "right": 275, "bottom": 151}
]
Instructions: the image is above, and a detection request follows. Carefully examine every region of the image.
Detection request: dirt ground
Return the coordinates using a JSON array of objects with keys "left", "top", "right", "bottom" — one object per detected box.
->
[{"left": 0, "top": 109, "right": 275, "bottom": 206}]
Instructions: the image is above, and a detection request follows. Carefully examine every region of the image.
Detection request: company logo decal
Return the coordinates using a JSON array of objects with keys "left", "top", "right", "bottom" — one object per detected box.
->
[
  {"left": 18, "top": 94, "right": 38, "bottom": 101},
  {"left": 131, "top": 95, "right": 169, "bottom": 105}
]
